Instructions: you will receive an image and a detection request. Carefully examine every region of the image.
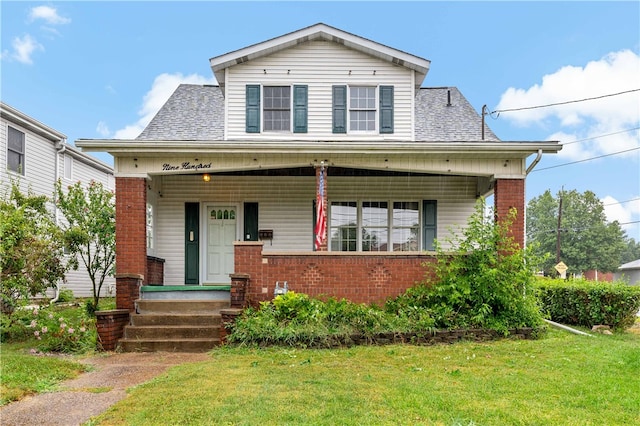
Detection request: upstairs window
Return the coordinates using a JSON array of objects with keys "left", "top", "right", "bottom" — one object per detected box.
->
[
  {"left": 246, "top": 85, "right": 307, "bottom": 133},
  {"left": 333, "top": 85, "right": 394, "bottom": 134},
  {"left": 349, "top": 87, "right": 376, "bottom": 131},
  {"left": 263, "top": 86, "right": 290, "bottom": 131},
  {"left": 7, "top": 126, "right": 25, "bottom": 175}
]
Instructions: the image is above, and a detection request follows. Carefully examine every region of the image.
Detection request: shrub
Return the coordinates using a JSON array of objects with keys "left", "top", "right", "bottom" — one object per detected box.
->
[
  {"left": 535, "top": 278, "right": 640, "bottom": 330},
  {"left": 386, "top": 201, "right": 546, "bottom": 333},
  {"left": 26, "top": 305, "right": 97, "bottom": 353},
  {"left": 56, "top": 287, "right": 74, "bottom": 303},
  {"left": 228, "top": 292, "right": 420, "bottom": 347}
]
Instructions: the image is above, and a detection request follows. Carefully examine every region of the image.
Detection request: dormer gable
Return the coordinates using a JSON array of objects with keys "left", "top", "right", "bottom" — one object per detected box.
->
[{"left": 210, "top": 23, "right": 431, "bottom": 95}]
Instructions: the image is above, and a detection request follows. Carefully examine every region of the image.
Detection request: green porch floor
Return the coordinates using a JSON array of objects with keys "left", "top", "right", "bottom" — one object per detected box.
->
[{"left": 141, "top": 285, "right": 231, "bottom": 292}]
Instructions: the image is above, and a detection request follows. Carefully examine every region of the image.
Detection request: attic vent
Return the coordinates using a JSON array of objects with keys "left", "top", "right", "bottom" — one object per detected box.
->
[
  {"left": 392, "top": 57, "right": 405, "bottom": 67},
  {"left": 236, "top": 55, "right": 249, "bottom": 65},
  {"left": 332, "top": 36, "right": 345, "bottom": 45}
]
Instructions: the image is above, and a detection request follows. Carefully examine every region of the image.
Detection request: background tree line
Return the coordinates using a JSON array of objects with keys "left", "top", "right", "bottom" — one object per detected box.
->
[{"left": 527, "top": 189, "right": 640, "bottom": 277}]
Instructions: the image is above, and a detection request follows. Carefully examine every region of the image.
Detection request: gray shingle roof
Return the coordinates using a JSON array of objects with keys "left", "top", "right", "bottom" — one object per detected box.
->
[
  {"left": 137, "top": 84, "right": 499, "bottom": 142},
  {"left": 415, "top": 87, "right": 499, "bottom": 141},
  {"left": 137, "top": 84, "right": 224, "bottom": 140}
]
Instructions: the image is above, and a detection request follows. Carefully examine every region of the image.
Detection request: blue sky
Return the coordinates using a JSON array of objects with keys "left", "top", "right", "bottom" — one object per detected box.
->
[{"left": 2, "top": 1, "right": 639, "bottom": 240}]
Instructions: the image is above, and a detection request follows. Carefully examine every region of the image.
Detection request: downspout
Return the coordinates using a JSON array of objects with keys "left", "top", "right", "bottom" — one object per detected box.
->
[
  {"left": 51, "top": 140, "right": 67, "bottom": 305},
  {"left": 525, "top": 149, "right": 543, "bottom": 175},
  {"left": 544, "top": 319, "right": 594, "bottom": 337}
]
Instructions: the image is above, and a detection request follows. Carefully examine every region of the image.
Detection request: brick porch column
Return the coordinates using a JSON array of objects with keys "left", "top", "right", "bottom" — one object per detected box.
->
[
  {"left": 115, "top": 177, "right": 147, "bottom": 309},
  {"left": 494, "top": 178, "right": 525, "bottom": 248}
]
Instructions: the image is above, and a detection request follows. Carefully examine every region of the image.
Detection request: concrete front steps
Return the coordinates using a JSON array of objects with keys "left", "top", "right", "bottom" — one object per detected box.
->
[{"left": 119, "top": 299, "right": 230, "bottom": 352}]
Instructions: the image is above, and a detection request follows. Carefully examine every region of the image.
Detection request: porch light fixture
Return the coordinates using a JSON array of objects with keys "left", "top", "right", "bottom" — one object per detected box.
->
[{"left": 202, "top": 173, "right": 211, "bottom": 182}]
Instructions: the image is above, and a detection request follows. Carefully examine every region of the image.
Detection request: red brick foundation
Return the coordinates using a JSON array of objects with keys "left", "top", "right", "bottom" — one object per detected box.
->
[
  {"left": 234, "top": 242, "right": 435, "bottom": 306},
  {"left": 115, "top": 273, "right": 143, "bottom": 311},
  {"left": 95, "top": 309, "right": 130, "bottom": 351},
  {"left": 230, "top": 273, "right": 249, "bottom": 308},
  {"left": 146, "top": 256, "right": 165, "bottom": 285},
  {"left": 494, "top": 178, "right": 525, "bottom": 248}
]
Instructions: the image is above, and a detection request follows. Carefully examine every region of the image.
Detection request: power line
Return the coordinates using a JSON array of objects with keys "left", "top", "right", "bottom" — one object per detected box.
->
[
  {"left": 562, "top": 126, "right": 640, "bottom": 146},
  {"left": 531, "top": 146, "right": 640, "bottom": 172},
  {"left": 491, "top": 88, "right": 640, "bottom": 116},
  {"left": 602, "top": 197, "right": 640, "bottom": 207}
]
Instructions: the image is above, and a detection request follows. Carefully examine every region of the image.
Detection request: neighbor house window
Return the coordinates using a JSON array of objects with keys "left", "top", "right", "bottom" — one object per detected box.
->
[
  {"left": 333, "top": 85, "right": 394, "bottom": 134},
  {"left": 63, "top": 154, "right": 73, "bottom": 180},
  {"left": 246, "top": 85, "right": 307, "bottom": 133},
  {"left": 7, "top": 126, "right": 25, "bottom": 175},
  {"left": 330, "top": 200, "right": 426, "bottom": 252}
]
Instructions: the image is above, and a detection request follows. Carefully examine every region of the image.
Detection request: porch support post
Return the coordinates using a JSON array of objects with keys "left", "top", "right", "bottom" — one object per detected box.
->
[
  {"left": 493, "top": 178, "right": 525, "bottom": 248},
  {"left": 315, "top": 164, "right": 328, "bottom": 251},
  {"left": 115, "top": 176, "right": 147, "bottom": 309}
]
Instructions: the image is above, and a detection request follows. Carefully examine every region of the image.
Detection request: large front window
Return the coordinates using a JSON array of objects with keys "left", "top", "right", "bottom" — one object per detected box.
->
[
  {"left": 263, "top": 86, "right": 291, "bottom": 131},
  {"left": 330, "top": 201, "right": 420, "bottom": 252}
]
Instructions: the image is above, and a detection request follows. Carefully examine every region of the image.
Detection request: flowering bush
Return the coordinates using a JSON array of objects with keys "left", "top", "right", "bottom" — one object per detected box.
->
[{"left": 27, "top": 305, "right": 96, "bottom": 353}]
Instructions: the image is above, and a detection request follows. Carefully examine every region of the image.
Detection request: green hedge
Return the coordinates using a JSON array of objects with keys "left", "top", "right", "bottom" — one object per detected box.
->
[{"left": 534, "top": 278, "right": 640, "bottom": 330}]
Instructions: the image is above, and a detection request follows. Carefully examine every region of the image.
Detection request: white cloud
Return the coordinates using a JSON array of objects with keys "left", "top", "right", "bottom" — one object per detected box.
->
[
  {"left": 113, "top": 72, "right": 217, "bottom": 139},
  {"left": 602, "top": 195, "right": 640, "bottom": 238},
  {"left": 4, "top": 34, "right": 44, "bottom": 64},
  {"left": 496, "top": 50, "right": 640, "bottom": 160},
  {"left": 28, "top": 6, "right": 71, "bottom": 25},
  {"left": 96, "top": 121, "right": 111, "bottom": 137}
]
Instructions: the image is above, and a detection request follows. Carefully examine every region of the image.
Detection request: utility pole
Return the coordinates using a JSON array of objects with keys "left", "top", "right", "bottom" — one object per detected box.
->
[{"left": 555, "top": 192, "right": 563, "bottom": 263}]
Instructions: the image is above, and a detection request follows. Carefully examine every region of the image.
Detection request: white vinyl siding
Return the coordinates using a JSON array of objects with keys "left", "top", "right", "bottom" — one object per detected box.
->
[
  {"left": 1, "top": 112, "right": 115, "bottom": 298},
  {"left": 225, "top": 40, "right": 412, "bottom": 140},
  {"left": 1, "top": 119, "right": 57, "bottom": 198},
  {"left": 154, "top": 174, "right": 477, "bottom": 284}
]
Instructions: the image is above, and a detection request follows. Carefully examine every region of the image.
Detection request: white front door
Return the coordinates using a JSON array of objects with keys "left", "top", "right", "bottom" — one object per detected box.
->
[{"left": 206, "top": 206, "right": 236, "bottom": 283}]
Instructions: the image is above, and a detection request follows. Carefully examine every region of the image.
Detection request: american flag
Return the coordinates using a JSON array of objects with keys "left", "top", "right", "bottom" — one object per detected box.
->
[{"left": 314, "top": 165, "right": 326, "bottom": 250}]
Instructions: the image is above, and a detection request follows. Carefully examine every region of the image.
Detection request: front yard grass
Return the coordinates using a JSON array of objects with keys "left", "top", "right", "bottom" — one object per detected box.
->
[
  {"left": 0, "top": 342, "right": 87, "bottom": 404},
  {"left": 91, "top": 328, "right": 639, "bottom": 426}
]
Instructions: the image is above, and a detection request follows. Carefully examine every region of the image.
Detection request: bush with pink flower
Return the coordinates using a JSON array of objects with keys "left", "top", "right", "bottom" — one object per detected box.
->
[{"left": 27, "top": 305, "right": 96, "bottom": 353}]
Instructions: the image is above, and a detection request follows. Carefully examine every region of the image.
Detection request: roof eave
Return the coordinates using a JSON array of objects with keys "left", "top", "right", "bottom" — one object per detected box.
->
[{"left": 76, "top": 139, "right": 561, "bottom": 157}]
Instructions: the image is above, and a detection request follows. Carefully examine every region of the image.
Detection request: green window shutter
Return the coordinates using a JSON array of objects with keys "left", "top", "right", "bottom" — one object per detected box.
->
[
  {"left": 244, "top": 203, "right": 259, "bottom": 241},
  {"left": 293, "top": 85, "right": 308, "bottom": 133},
  {"left": 246, "top": 85, "right": 261, "bottom": 133},
  {"left": 379, "top": 85, "right": 394, "bottom": 134},
  {"left": 422, "top": 200, "right": 437, "bottom": 251},
  {"left": 332, "top": 85, "right": 347, "bottom": 134}
]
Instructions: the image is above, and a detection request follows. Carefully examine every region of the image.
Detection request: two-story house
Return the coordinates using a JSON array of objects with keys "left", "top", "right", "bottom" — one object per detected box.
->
[
  {"left": 77, "top": 23, "right": 561, "bottom": 309},
  {"left": 1, "top": 101, "right": 115, "bottom": 299}
]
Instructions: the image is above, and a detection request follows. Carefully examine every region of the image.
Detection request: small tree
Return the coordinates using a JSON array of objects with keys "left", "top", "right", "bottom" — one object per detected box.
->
[
  {"left": 55, "top": 180, "right": 115, "bottom": 314},
  {"left": 1, "top": 182, "right": 67, "bottom": 314}
]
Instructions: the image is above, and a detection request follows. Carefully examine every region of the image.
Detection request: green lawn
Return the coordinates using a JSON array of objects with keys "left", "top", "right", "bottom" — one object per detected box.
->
[
  {"left": 91, "top": 328, "right": 640, "bottom": 426},
  {"left": 0, "top": 342, "right": 87, "bottom": 404}
]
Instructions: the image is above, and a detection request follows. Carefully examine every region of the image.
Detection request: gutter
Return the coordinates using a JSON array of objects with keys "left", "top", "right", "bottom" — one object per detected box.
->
[{"left": 525, "top": 149, "right": 543, "bottom": 175}]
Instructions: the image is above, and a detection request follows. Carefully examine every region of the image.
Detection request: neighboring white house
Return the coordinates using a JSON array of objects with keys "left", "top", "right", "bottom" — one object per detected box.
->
[
  {"left": 614, "top": 259, "right": 640, "bottom": 286},
  {"left": 1, "top": 101, "right": 115, "bottom": 298}
]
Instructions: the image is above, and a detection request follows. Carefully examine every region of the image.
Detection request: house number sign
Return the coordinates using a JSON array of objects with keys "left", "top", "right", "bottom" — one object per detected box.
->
[{"left": 162, "top": 161, "right": 212, "bottom": 171}]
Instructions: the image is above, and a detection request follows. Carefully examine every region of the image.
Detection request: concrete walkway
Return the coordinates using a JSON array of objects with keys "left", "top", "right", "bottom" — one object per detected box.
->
[{"left": 0, "top": 352, "right": 210, "bottom": 426}]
